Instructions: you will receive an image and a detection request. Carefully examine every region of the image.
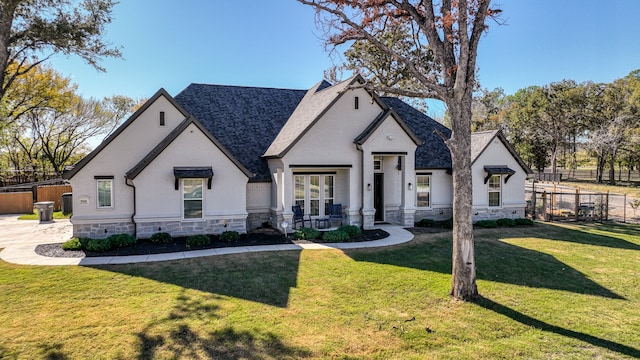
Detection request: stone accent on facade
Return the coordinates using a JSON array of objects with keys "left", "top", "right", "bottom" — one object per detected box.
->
[
  {"left": 247, "top": 211, "right": 271, "bottom": 231},
  {"left": 73, "top": 221, "right": 135, "bottom": 239},
  {"left": 472, "top": 206, "right": 525, "bottom": 221},
  {"left": 415, "top": 207, "right": 453, "bottom": 223},
  {"left": 384, "top": 208, "right": 401, "bottom": 225},
  {"left": 362, "top": 209, "right": 375, "bottom": 230},
  {"left": 136, "top": 217, "right": 247, "bottom": 239},
  {"left": 346, "top": 209, "right": 362, "bottom": 227},
  {"left": 401, "top": 209, "right": 416, "bottom": 227}
]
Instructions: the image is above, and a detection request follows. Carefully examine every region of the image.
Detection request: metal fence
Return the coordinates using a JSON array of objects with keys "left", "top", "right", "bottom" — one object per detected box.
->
[
  {"left": 535, "top": 169, "right": 640, "bottom": 184},
  {"left": 525, "top": 186, "right": 638, "bottom": 223}
]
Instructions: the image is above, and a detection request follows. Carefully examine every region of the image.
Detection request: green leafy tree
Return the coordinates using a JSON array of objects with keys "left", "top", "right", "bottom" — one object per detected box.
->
[
  {"left": 299, "top": 0, "right": 502, "bottom": 301},
  {"left": 0, "top": 0, "right": 121, "bottom": 111}
]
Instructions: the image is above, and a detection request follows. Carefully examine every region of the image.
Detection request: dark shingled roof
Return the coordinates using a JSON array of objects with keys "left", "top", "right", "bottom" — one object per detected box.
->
[
  {"left": 174, "top": 84, "right": 309, "bottom": 181},
  {"left": 174, "top": 82, "right": 456, "bottom": 181},
  {"left": 381, "top": 97, "right": 452, "bottom": 169}
]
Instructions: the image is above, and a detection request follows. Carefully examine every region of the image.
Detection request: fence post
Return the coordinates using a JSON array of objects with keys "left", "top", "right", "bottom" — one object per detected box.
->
[
  {"left": 605, "top": 190, "right": 609, "bottom": 221},
  {"left": 574, "top": 188, "right": 579, "bottom": 221},
  {"left": 532, "top": 183, "right": 537, "bottom": 219},
  {"left": 623, "top": 193, "right": 627, "bottom": 223},
  {"left": 542, "top": 191, "right": 550, "bottom": 221}
]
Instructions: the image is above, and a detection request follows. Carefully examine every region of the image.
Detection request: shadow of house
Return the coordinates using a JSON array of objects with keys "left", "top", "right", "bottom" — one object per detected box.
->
[
  {"left": 90, "top": 250, "right": 302, "bottom": 308},
  {"left": 344, "top": 225, "right": 626, "bottom": 299}
]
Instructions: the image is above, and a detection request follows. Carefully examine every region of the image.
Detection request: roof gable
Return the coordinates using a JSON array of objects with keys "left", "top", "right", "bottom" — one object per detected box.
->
[
  {"left": 263, "top": 74, "right": 389, "bottom": 158},
  {"left": 471, "top": 130, "right": 533, "bottom": 175},
  {"left": 354, "top": 108, "right": 423, "bottom": 146},
  {"left": 126, "top": 117, "right": 252, "bottom": 180},
  {"left": 63, "top": 88, "right": 190, "bottom": 180}
]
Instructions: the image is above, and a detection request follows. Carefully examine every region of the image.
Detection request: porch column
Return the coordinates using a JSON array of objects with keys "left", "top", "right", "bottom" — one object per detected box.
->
[
  {"left": 362, "top": 152, "right": 375, "bottom": 229},
  {"left": 401, "top": 153, "right": 416, "bottom": 227}
]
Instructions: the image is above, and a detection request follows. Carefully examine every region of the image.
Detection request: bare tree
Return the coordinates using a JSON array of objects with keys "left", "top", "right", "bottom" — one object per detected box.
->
[{"left": 299, "top": 0, "right": 501, "bottom": 300}]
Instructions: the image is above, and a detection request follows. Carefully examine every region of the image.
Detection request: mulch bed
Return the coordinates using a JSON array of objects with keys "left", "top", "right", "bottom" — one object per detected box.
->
[{"left": 35, "top": 228, "right": 390, "bottom": 258}]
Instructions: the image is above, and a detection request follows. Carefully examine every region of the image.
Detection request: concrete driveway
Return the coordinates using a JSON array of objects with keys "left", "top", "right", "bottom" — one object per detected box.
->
[{"left": 0, "top": 214, "right": 72, "bottom": 248}]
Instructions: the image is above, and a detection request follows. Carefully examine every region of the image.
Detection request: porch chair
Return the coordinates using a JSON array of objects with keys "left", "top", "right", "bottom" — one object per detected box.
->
[
  {"left": 328, "top": 203, "right": 343, "bottom": 226},
  {"left": 292, "top": 205, "right": 311, "bottom": 229}
]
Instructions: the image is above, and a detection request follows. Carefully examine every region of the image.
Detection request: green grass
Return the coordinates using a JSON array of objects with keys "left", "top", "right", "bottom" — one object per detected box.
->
[
  {"left": 18, "top": 210, "right": 71, "bottom": 220},
  {"left": 1, "top": 222, "right": 639, "bottom": 359}
]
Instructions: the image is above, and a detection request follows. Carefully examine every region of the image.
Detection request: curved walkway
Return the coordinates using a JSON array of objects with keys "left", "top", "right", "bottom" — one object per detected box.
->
[{"left": 0, "top": 215, "right": 414, "bottom": 266}]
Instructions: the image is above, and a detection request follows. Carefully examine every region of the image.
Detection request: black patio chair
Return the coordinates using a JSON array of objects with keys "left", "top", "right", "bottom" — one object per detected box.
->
[
  {"left": 292, "top": 205, "right": 311, "bottom": 229},
  {"left": 328, "top": 203, "right": 343, "bottom": 226}
]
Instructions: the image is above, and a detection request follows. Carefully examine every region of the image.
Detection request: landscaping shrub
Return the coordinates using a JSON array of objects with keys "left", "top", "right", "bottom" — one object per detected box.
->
[
  {"left": 439, "top": 218, "right": 454, "bottom": 229},
  {"left": 220, "top": 230, "right": 240, "bottom": 243},
  {"left": 474, "top": 220, "right": 498, "bottom": 228},
  {"left": 322, "top": 230, "right": 350, "bottom": 243},
  {"left": 61, "top": 238, "right": 84, "bottom": 251},
  {"left": 515, "top": 218, "right": 534, "bottom": 226},
  {"left": 293, "top": 227, "right": 321, "bottom": 240},
  {"left": 415, "top": 219, "right": 436, "bottom": 227},
  {"left": 186, "top": 234, "right": 211, "bottom": 247},
  {"left": 150, "top": 232, "right": 172, "bottom": 244},
  {"left": 108, "top": 234, "right": 137, "bottom": 248},
  {"left": 496, "top": 218, "right": 517, "bottom": 227},
  {"left": 338, "top": 225, "right": 361, "bottom": 238},
  {"left": 85, "top": 238, "right": 112, "bottom": 252}
]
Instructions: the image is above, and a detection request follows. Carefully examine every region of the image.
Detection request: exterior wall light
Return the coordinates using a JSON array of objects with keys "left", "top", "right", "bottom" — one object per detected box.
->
[{"left": 408, "top": 182, "right": 413, "bottom": 190}]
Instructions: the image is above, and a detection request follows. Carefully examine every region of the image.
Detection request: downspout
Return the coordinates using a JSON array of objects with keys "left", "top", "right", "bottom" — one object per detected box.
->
[{"left": 125, "top": 177, "right": 137, "bottom": 238}]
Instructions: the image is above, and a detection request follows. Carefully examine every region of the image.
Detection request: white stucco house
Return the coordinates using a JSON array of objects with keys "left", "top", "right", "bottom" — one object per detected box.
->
[{"left": 63, "top": 75, "right": 532, "bottom": 239}]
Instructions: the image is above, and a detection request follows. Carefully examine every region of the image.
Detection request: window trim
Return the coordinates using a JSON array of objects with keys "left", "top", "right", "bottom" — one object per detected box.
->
[
  {"left": 488, "top": 174, "right": 502, "bottom": 207},
  {"left": 96, "top": 178, "right": 113, "bottom": 209},
  {"left": 182, "top": 178, "right": 204, "bottom": 220},
  {"left": 416, "top": 174, "right": 431, "bottom": 208}
]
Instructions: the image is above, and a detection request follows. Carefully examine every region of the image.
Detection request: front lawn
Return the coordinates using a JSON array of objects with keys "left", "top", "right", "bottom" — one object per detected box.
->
[{"left": 1, "top": 222, "right": 639, "bottom": 359}]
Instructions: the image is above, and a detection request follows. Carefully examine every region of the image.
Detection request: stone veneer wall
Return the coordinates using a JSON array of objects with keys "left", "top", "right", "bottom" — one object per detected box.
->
[
  {"left": 135, "top": 217, "right": 247, "bottom": 239},
  {"left": 247, "top": 211, "right": 272, "bottom": 231},
  {"left": 472, "top": 207, "right": 525, "bottom": 221},
  {"left": 415, "top": 207, "right": 453, "bottom": 223},
  {"left": 73, "top": 221, "right": 135, "bottom": 239}
]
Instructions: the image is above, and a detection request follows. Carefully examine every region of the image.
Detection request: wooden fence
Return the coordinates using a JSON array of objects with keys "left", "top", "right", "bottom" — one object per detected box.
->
[
  {"left": 0, "top": 184, "right": 71, "bottom": 214},
  {"left": 0, "top": 192, "right": 33, "bottom": 214}
]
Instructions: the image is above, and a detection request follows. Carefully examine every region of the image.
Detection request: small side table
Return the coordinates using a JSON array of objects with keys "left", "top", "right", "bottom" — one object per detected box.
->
[{"left": 315, "top": 218, "right": 330, "bottom": 229}]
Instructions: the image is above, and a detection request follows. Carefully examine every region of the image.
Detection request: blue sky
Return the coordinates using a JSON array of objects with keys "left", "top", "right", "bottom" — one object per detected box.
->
[{"left": 49, "top": 1, "right": 640, "bottom": 119}]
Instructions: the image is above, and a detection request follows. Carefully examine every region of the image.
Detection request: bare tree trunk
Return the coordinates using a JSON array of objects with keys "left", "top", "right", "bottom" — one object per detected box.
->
[{"left": 447, "top": 98, "right": 478, "bottom": 301}]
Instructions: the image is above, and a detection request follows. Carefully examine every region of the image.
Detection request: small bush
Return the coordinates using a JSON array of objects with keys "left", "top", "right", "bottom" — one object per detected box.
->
[
  {"left": 439, "top": 218, "right": 454, "bottom": 229},
  {"left": 62, "top": 238, "right": 84, "bottom": 251},
  {"left": 515, "top": 218, "right": 534, "bottom": 226},
  {"left": 293, "top": 227, "right": 321, "bottom": 240},
  {"left": 150, "top": 232, "right": 172, "bottom": 244},
  {"left": 186, "top": 234, "right": 211, "bottom": 247},
  {"left": 322, "top": 230, "right": 350, "bottom": 243},
  {"left": 496, "top": 218, "right": 517, "bottom": 227},
  {"left": 338, "top": 225, "right": 361, "bottom": 238},
  {"left": 220, "top": 230, "right": 240, "bottom": 243},
  {"left": 108, "top": 234, "right": 137, "bottom": 248},
  {"left": 415, "top": 219, "right": 436, "bottom": 227},
  {"left": 474, "top": 220, "right": 498, "bottom": 228},
  {"left": 85, "top": 238, "right": 112, "bottom": 252}
]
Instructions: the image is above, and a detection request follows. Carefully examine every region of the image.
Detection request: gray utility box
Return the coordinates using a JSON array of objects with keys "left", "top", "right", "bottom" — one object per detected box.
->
[{"left": 34, "top": 201, "right": 54, "bottom": 223}]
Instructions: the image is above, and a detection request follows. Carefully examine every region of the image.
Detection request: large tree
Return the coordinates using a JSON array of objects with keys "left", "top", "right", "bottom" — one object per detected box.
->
[
  {"left": 299, "top": 0, "right": 501, "bottom": 300},
  {"left": 0, "top": 0, "right": 120, "bottom": 110}
]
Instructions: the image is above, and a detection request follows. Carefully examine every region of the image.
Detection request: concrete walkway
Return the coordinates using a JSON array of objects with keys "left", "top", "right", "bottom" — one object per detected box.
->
[{"left": 0, "top": 214, "right": 414, "bottom": 266}]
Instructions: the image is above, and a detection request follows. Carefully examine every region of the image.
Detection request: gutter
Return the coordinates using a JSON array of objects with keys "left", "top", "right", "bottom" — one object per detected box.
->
[{"left": 125, "top": 177, "right": 137, "bottom": 238}]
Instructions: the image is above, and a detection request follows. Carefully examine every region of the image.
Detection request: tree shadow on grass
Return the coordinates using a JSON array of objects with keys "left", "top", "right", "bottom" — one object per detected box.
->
[
  {"left": 91, "top": 250, "right": 302, "bottom": 308},
  {"left": 136, "top": 289, "right": 311, "bottom": 360},
  {"left": 540, "top": 222, "right": 640, "bottom": 250},
  {"left": 344, "top": 225, "right": 625, "bottom": 299},
  {"left": 477, "top": 296, "right": 640, "bottom": 358}
]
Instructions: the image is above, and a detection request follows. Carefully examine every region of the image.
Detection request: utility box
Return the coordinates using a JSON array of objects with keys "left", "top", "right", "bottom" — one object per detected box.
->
[
  {"left": 34, "top": 201, "right": 54, "bottom": 223},
  {"left": 61, "top": 193, "right": 73, "bottom": 215}
]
